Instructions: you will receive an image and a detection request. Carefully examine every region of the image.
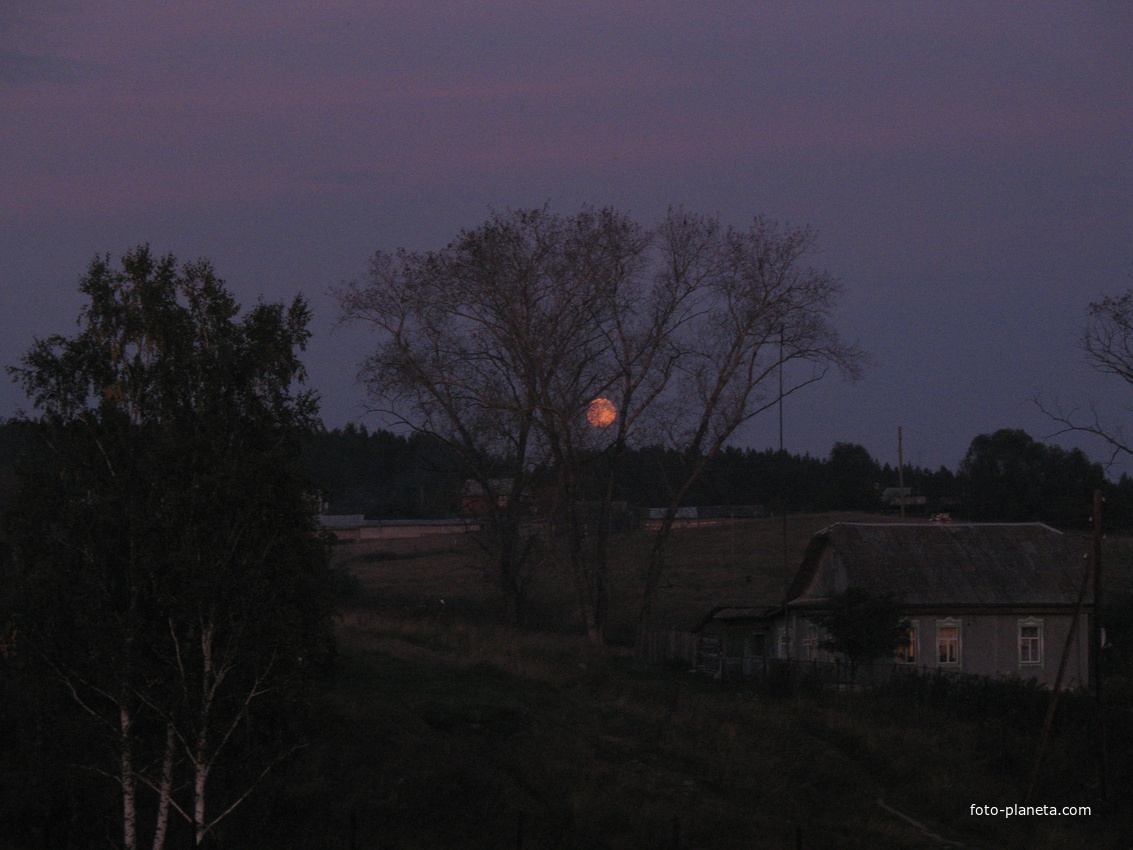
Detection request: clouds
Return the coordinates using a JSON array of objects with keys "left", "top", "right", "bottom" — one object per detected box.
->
[
  {"left": 6, "top": 3, "right": 1126, "bottom": 200},
  {"left": 2, "top": 1, "right": 1131, "bottom": 469}
]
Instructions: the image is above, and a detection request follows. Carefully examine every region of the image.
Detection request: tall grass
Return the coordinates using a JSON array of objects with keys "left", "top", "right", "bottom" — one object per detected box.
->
[{"left": 205, "top": 607, "right": 1129, "bottom": 849}]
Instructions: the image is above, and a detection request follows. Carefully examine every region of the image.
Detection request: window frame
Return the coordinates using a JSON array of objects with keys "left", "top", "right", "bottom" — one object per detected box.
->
[
  {"left": 803, "top": 624, "right": 819, "bottom": 660},
  {"left": 1018, "top": 618, "right": 1043, "bottom": 666},
  {"left": 936, "top": 618, "right": 961, "bottom": 667}
]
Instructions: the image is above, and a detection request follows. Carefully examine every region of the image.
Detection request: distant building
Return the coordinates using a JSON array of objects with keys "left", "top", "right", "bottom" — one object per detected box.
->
[
  {"left": 317, "top": 515, "right": 478, "bottom": 541},
  {"left": 880, "top": 487, "right": 927, "bottom": 509}
]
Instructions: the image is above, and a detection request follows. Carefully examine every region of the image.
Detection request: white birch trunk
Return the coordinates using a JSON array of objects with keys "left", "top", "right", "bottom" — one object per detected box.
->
[
  {"left": 151, "top": 720, "right": 176, "bottom": 850},
  {"left": 120, "top": 706, "right": 138, "bottom": 850},
  {"left": 194, "top": 755, "right": 209, "bottom": 848},
  {"left": 194, "top": 621, "right": 214, "bottom": 848}
]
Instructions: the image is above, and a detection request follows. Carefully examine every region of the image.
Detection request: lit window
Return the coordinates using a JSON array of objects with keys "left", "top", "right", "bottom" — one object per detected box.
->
[
  {"left": 1019, "top": 619, "right": 1043, "bottom": 665},
  {"left": 896, "top": 620, "right": 918, "bottom": 664},
  {"left": 937, "top": 619, "right": 961, "bottom": 666}
]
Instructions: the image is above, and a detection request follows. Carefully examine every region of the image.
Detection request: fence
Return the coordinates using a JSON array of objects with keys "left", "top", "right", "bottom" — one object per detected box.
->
[
  {"left": 716, "top": 657, "right": 971, "bottom": 688},
  {"left": 637, "top": 627, "right": 974, "bottom": 688}
]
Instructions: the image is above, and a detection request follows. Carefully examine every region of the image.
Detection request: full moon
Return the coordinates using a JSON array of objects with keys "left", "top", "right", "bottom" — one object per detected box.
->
[{"left": 586, "top": 397, "right": 617, "bottom": 428}]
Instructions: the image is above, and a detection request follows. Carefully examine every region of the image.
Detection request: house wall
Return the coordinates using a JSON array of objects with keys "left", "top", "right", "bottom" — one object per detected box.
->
[
  {"left": 779, "top": 610, "right": 1090, "bottom": 689},
  {"left": 900, "top": 612, "right": 1090, "bottom": 688}
]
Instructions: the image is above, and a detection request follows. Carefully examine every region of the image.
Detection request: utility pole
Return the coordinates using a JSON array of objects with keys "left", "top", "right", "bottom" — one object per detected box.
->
[
  {"left": 897, "top": 426, "right": 906, "bottom": 519},
  {"left": 780, "top": 325, "right": 788, "bottom": 596},
  {"left": 780, "top": 325, "right": 791, "bottom": 662},
  {"left": 1029, "top": 490, "right": 1106, "bottom": 805},
  {"left": 1091, "top": 489, "right": 1107, "bottom": 802}
]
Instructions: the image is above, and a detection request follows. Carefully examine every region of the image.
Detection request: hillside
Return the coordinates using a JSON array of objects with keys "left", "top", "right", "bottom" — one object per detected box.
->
[{"left": 303, "top": 513, "right": 1132, "bottom": 848}]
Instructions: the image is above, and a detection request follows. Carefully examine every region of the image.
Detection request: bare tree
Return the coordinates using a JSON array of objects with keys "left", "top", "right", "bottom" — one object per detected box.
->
[
  {"left": 1040, "top": 290, "right": 1133, "bottom": 463},
  {"left": 337, "top": 208, "right": 647, "bottom": 634},
  {"left": 635, "top": 212, "right": 863, "bottom": 629},
  {"left": 338, "top": 206, "right": 862, "bottom": 644}
]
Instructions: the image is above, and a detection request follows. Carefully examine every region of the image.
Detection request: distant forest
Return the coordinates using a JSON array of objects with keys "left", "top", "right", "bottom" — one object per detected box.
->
[
  {"left": 265, "top": 423, "right": 1133, "bottom": 530},
  {"left": 4, "top": 420, "right": 1133, "bottom": 531}
]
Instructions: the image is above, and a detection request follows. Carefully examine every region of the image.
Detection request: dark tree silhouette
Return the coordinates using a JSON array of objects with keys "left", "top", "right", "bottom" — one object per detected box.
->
[
  {"left": 958, "top": 429, "right": 1103, "bottom": 527},
  {"left": 815, "top": 588, "right": 909, "bottom": 678},
  {"left": 3, "top": 247, "right": 332, "bottom": 849},
  {"left": 338, "top": 206, "right": 862, "bottom": 643}
]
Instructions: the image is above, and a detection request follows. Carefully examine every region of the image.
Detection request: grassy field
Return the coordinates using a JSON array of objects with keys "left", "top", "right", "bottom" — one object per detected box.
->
[
  {"left": 336, "top": 512, "right": 914, "bottom": 639},
  {"left": 268, "top": 513, "right": 1131, "bottom": 849},
  {"left": 231, "top": 619, "right": 1126, "bottom": 848}
]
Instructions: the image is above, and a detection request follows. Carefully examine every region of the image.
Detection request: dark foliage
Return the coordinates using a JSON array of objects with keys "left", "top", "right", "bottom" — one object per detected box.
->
[
  {"left": 0, "top": 246, "right": 333, "bottom": 849},
  {"left": 959, "top": 429, "right": 1106, "bottom": 528},
  {"left": 301, "top": 423, "right": 463, "bottom": 518},
  {"left": 815, "top": 587, "right": 910, "bottom": 677}
]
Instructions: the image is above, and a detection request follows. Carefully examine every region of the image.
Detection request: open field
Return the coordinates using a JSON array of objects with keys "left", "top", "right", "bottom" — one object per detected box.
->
[
  {"left": 334, "top": 512, "right": 923, "bottom": 640},
  {"left": 297, "top": 514, "right": 1132, "bottom": 849},
  {"left": 332, "top": 511, "right": 1133, "bottom": 638}
]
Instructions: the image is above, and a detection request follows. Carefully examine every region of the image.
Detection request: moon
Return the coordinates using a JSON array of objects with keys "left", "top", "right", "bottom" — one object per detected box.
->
[{"left": 586, "top": 398, "right": 617, "bottom": 428}]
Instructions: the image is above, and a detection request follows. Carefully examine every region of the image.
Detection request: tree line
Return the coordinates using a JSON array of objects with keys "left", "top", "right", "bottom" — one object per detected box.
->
[
  {"left": 4, "top": 418, "right": 1126, "bottom": 530},
  {"left": 241, "top": 423, "right": 1123, "bottom": 530}
]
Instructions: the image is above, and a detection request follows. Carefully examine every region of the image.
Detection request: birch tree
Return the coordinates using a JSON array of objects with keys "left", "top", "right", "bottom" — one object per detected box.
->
[{"left": 4, "top": 247, "right": 332, "bottom": 849}]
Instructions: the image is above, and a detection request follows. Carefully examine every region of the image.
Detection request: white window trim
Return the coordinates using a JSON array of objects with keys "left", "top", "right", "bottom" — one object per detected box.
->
[
  {"left": 803, "top": 624, "right": 819, "bottom": 660},
  {"left": 896, "top": 619, "right": 919, "bottom": 664},
  {"left": 936, "top": 617, "right": 961, "bottom": 667},
  {"left": 1018, "top": 617, "right": 1043, "bottom": 666}
]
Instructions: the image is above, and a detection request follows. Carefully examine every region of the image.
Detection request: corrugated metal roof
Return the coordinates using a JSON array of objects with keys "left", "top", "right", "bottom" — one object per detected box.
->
[{"left": 788, "top": 522, "right": 1088, "bottom": 607}]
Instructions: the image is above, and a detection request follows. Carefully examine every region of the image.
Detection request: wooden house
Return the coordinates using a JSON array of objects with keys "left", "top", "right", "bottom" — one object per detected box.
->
[{"left": 775, "top": 522, "right": 1092, "bottom": 687}]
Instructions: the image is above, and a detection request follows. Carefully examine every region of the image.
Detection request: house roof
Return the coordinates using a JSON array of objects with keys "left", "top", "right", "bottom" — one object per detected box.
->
[
  {"left": 696, "top": 605, "right": 781, "bottom": 631},
  {"left": 786, "top": 522, "right": 1089, "bottom": 608}
]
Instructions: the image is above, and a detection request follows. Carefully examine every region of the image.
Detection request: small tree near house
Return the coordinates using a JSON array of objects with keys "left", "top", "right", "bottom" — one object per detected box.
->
[{"left": 814, "top": 587, "right": 910, "bottom": 679}]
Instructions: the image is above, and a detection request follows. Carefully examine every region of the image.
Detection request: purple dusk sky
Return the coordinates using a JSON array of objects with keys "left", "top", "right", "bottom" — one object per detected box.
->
[{"left": 3, "top": 2, "right": 1132, "bottom": 474}]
